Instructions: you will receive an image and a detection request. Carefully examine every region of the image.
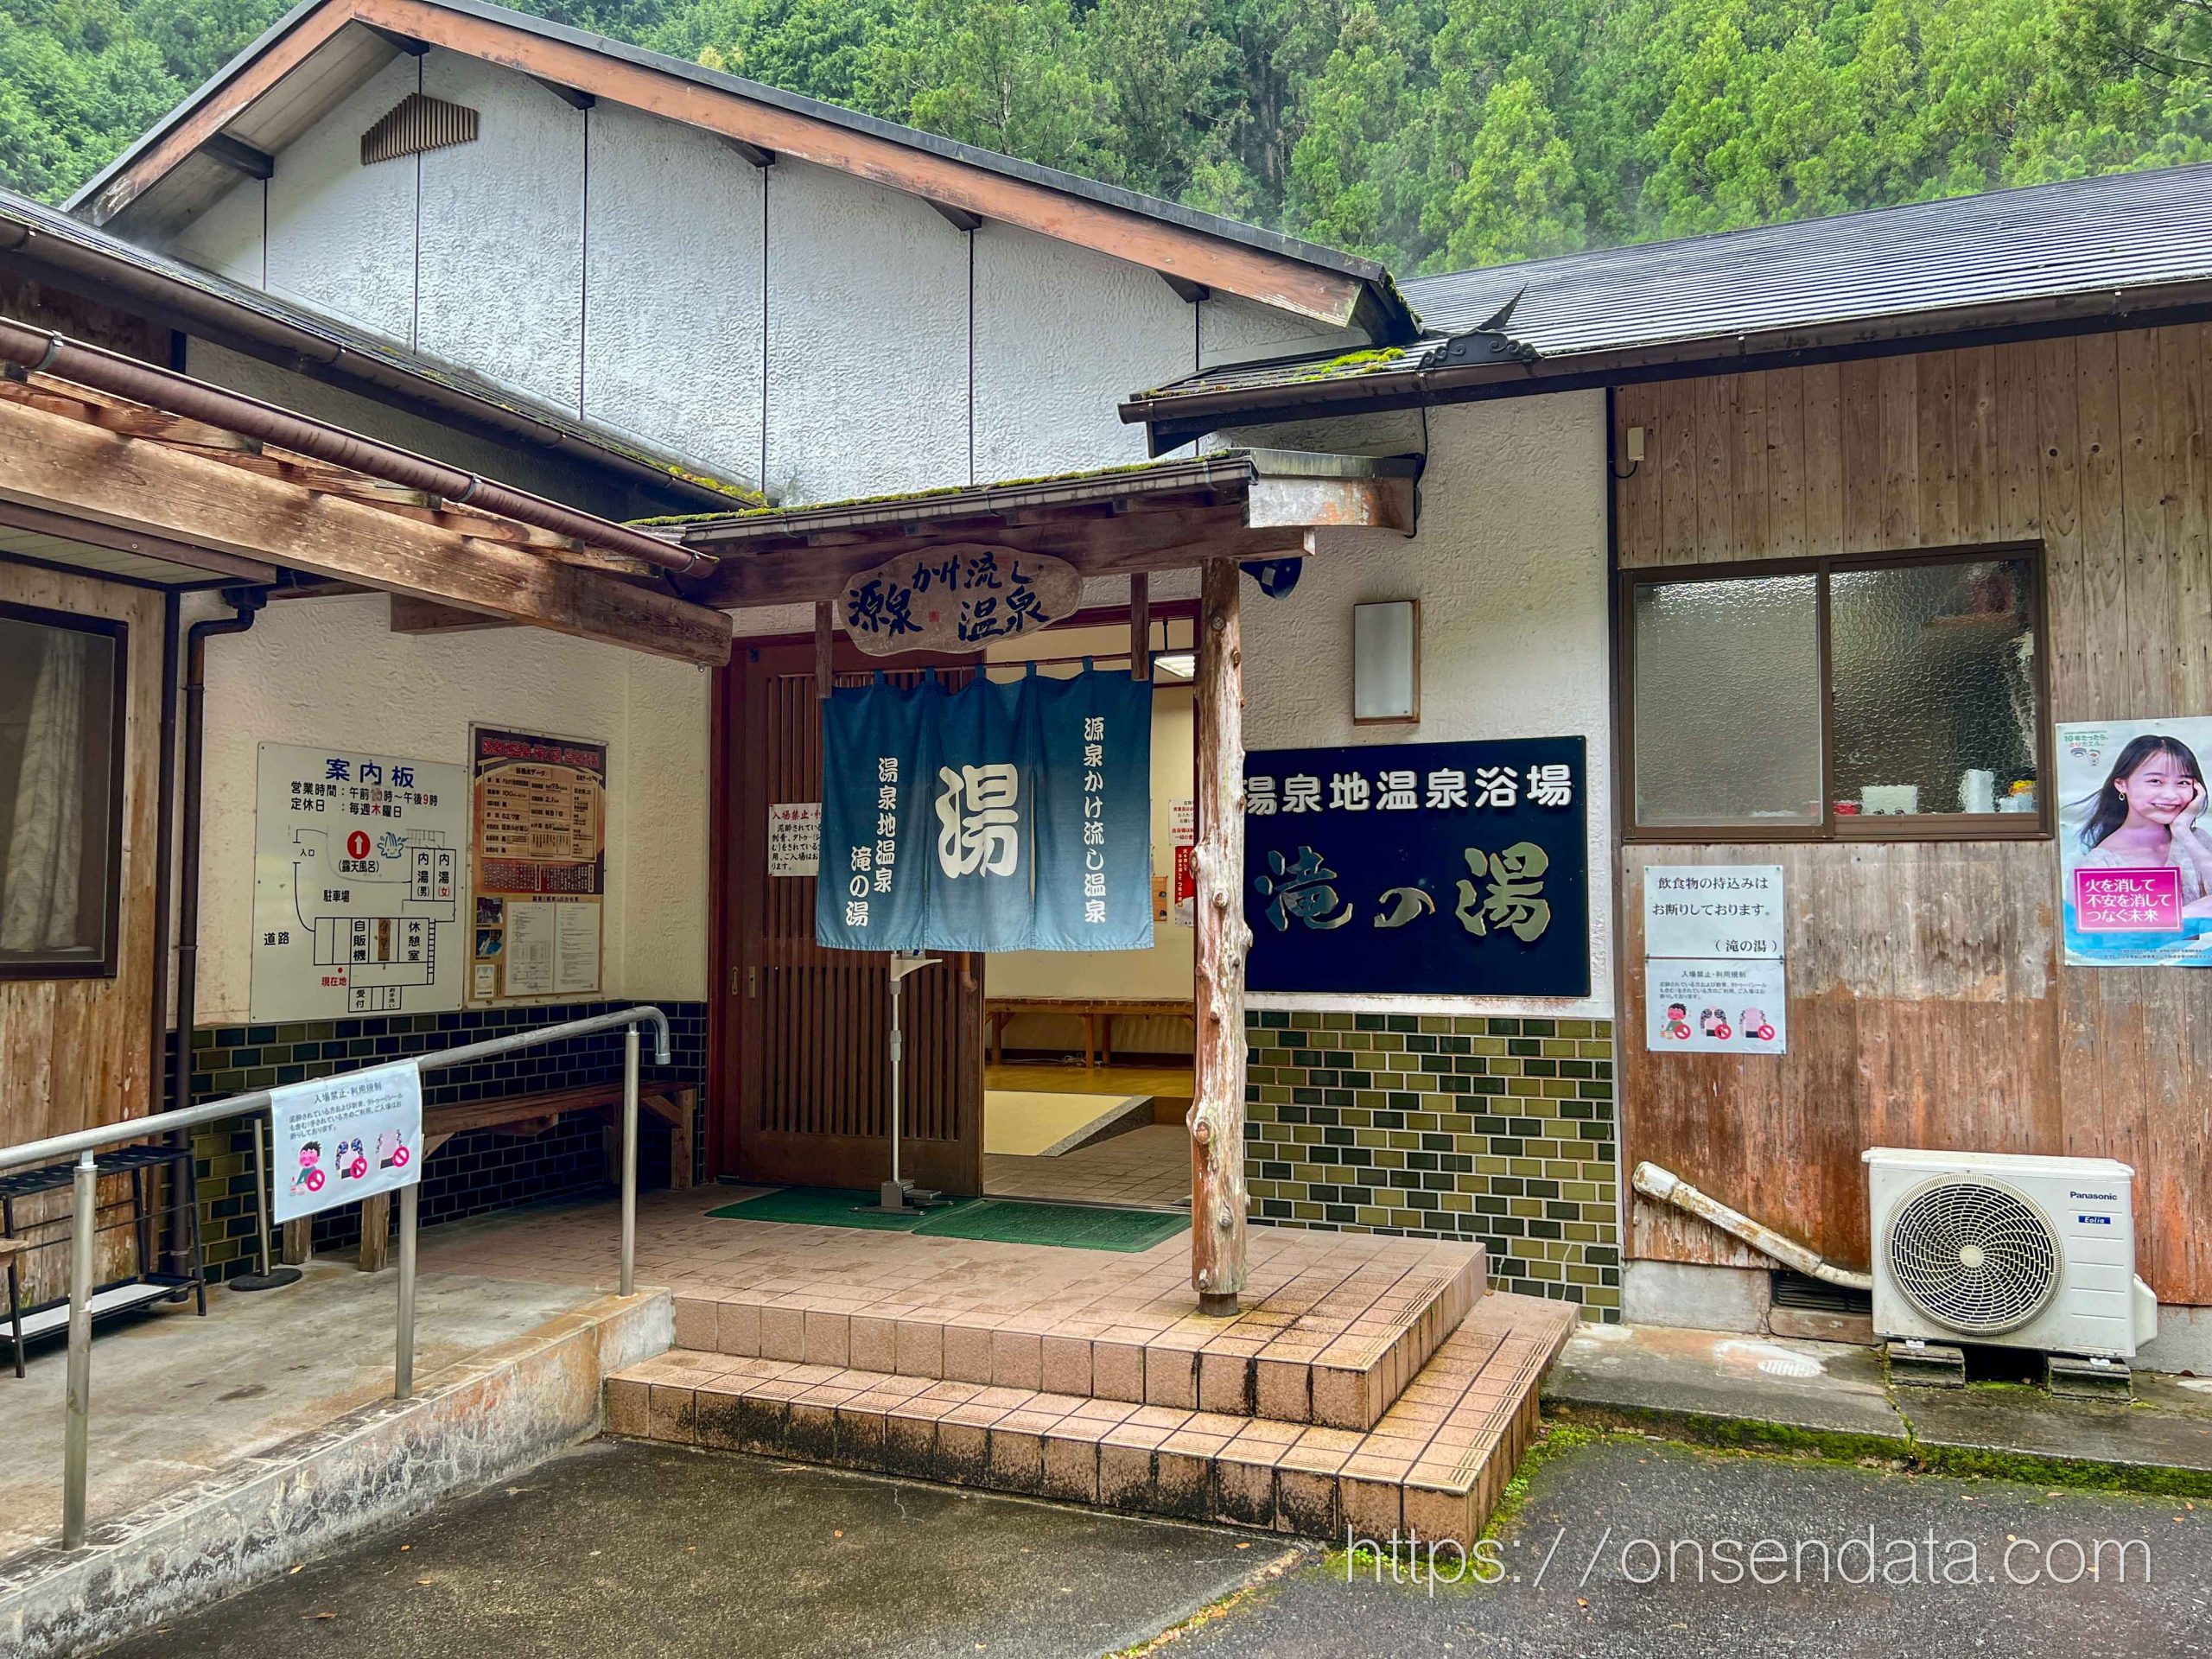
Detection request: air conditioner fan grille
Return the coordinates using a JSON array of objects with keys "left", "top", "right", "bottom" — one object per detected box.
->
[{"left": 1885, "top": 1178, "right": 2060, "bottom": 1335}]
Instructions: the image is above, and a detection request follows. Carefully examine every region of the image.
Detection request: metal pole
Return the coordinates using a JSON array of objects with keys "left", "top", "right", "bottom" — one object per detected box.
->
[
  {"left": 620, "top": 1026, "right": 638, "bottom": 1299},
  {"left": 394, "top": 1181, "right": 418, "bottom": 1399},
  {"left": 887, "top": 973, "right": 904, "bottom": 1194},
  {"left": 252, "top": 1116, "right": 273, "bottom": 1274},
  {"left": 62, "top": 1151, "right": 96, "bottom": 1548}
]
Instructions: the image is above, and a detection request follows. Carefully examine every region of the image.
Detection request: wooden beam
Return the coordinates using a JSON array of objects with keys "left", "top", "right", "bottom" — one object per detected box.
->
[
  {"left": 1189, "top": 557, "right": 1249, "bottom": 1314},
  {"left": 530, "top": 76, "right": 594, "bottom": 110},
  {"left": 927, "top": 200, "right": 983, "bottom": 232},
  {"left": 1243, "top": 473, "right": 1416, "bottom": 533},
  {"left": 85, "top": 2, "right": 354, "bottom": 223},
  {"left": 718, "top": 135, "right": 774, "bottom": 168},
  {"left": 1160, "top": 273, "right": 1211, "bottom": 304},
  {"left": 200, "top": 132, "right": 276, "bottom": 181},
  {"left": 697, "top": 507, "right": 1307, "bottom": 607},
  {"left": 389, "top": 594, "right": 516, "bottom": 635},
  {"left": 0, "top": 393, "right": 732, "bottom": 664},
  {"left": 0, "top": 499, "right": 282, "bottom": 583},
  {"left": 1128, "top": 571, "right": 1150, "bottom": 681},
  {"left": 340, "top": 0, "right": 1370, "bottom": 328},
  {"left": 814, "top": 601, "right": 834, "bottom": 700}
]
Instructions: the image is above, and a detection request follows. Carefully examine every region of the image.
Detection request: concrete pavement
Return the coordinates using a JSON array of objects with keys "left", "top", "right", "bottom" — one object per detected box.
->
[
  {"left": 99, "top": 1428, "right": 2212, "bottom": 1659},
  {"left": 1171, "top": 1433, "right": 2212, "bottom": 1658}
]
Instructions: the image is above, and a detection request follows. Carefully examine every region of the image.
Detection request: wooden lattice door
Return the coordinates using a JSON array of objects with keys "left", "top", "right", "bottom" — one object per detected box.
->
[{"left": 718, "top": 641, "right": 983, "bottom": 1193}]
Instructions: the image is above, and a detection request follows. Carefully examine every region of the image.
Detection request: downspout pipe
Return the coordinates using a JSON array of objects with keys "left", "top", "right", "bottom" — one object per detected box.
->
[
  {"left": 1632, "top": 1161, "right": 1874, "bottom": 1293},
  {"left": 172, "top": 588, "right": 267, "bottom": 1157},
  {"left": 0, "top": 320, "right": 712, "bottom": 577}
]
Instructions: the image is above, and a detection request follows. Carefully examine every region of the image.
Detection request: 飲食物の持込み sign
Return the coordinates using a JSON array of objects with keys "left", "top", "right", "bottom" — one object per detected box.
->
[
  {"left": 1242, "top": 738, "right": 1588, "bottom": 996},
  {"left": 249, "top": 744, "right": 467, "bottom": 1022},
  {"left": 839, "top": 544, "right": 1081, "bottom": 656},
  {"left": 2056, "top": 716, "right": 2212, "bottom": 966},
  {"left": 270, "top": 1059, "right": 424, "bottom": 1224},
  {"left": 1641, "top": 863, "right": 1789, "bottom": 1053},
  {"left": 814, "top": 669, "right": 1154, "bottom": 952}
]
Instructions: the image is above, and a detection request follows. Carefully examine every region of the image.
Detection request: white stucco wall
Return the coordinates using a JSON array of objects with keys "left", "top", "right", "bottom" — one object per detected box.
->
[
  {"left": 1232, "top": 393, "right": 1617, "bottom": 1020},
  {"left": 764, "top": 159, "right": 969, "bottom": 503},
  {"left": 186, "top": 590, "right": 711, "bottom": 1022},
  {"left": 152, "top": 44, "right": 1365, "bottom": 503}
]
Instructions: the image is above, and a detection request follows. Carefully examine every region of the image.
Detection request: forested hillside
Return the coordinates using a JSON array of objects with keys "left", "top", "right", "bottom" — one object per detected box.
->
[{"left": 3, "top": 0, "right": 2206, "bottom": 276}]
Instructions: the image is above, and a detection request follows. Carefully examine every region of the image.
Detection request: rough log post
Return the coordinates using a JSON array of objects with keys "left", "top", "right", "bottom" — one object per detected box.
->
[
  {"left": 1189, "top": 557, "right": 1250, "bottom": 1315},
  {"left": 1128, "top": 572, "right": 1151, "bottom": 681},
  {"left": 815, "top": 601, "right": 834, "bottom": 700}
]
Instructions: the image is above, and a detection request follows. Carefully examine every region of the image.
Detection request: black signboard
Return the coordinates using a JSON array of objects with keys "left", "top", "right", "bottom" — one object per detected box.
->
[{"left": 1243, "top": 737, "right": 1588, "bottom": 997}]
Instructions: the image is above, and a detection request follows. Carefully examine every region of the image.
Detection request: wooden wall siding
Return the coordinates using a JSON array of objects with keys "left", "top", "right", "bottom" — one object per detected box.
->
[
  {"left": 1612, "top": 326, "right": 2212, "bottom": 1302},
  {"left": 0, "top": 563, "right": 165, "bottom": 1301}
]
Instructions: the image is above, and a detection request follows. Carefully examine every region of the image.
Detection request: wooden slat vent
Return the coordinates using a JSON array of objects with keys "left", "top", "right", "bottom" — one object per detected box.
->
[{"left": 361, "top": 93, "right": 479, "bottom": 166}]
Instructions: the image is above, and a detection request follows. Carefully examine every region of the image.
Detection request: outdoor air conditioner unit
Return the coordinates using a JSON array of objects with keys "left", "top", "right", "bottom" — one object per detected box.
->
[{"left": 1864, "top": 1148, "right": 2160, "bottom": 1360}]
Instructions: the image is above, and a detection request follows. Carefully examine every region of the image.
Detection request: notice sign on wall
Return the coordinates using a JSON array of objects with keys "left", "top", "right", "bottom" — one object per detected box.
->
[
  {"left": 471, "top": 727, "right": 607, "bottom": 1001},
  {"left": 768, "top": 802, "right": 821, "bottom": 877},
  {"left": 251, "top": 744, "right": 467, "bottom": 1022},
  {"left": 1643, "top": 865, "right": 1787, "bottom": 1053},
  {"left": 2056, "top": 716, "right": 2212, "bottom": 967},
  {"left": 270, "top": 1059, "right": 423, "bottom": 1225}
]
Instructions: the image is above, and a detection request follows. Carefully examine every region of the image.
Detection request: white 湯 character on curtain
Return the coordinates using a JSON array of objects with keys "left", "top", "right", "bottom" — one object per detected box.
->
[{"left": 935, "top": 763, "right": 1021, "bottom": 877}]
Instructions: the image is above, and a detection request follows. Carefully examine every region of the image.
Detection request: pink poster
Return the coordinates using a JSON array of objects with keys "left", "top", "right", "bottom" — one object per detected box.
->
[{"left": 2073, "top": 867, "right": 2183, "bottom": 934}]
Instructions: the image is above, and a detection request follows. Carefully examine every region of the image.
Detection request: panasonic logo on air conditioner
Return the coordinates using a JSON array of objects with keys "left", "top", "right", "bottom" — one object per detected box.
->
[{"left": 2069, "top": 1190, "right": 2119, "bottom": 1202}]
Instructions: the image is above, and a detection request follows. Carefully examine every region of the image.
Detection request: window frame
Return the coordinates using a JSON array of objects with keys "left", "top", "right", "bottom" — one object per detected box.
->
[
  {"left": 0, "top": 600, "right": 130, "bottom": 981},
  {"left": 1618, "top": 542, "right": 2053, "bottom": 845}
]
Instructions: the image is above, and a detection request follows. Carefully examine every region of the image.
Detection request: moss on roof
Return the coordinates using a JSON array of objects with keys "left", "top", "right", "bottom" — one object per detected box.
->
[{"left": 627, "top": 452, "right": 1236, "bottom": 531}]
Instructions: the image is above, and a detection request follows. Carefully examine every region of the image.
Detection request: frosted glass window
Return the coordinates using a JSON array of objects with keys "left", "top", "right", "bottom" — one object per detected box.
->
[
  {"left": 0, "top": 607, "right": 125, "bottom": 977},
  {"left": 1631, "top": 575, "right": 1821, "bottom": 827},
  {"left": 1830, "top": 559, "right": 2037, "bottom": 817}
]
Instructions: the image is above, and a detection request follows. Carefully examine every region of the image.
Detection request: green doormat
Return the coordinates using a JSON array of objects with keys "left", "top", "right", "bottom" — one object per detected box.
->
[
  {"left": 709, "top": 1188, "right": 1186, "bottom": 1252},
  {"left": 916, "top": 1198, "right": 1187, "bottom": 1253}
]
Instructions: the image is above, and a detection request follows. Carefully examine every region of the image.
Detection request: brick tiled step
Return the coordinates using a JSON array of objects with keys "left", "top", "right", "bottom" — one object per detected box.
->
[
  {"left": 610, "top": 1290, "right": 1577, "bottom": 1547},
  {"left": 667, "top": 1236, "right": 1484, "bottom": 1433}
]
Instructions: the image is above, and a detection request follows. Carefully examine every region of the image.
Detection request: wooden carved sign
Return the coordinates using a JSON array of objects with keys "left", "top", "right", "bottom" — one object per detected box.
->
[{"left": 838, "top": 543, "right": 1081, "bottom": 656}]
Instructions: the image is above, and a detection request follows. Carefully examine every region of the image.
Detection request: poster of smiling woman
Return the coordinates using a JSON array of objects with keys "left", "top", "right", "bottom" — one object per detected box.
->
[{"left": 2056, "top": 717, "right": 2212, "bottom": 967}]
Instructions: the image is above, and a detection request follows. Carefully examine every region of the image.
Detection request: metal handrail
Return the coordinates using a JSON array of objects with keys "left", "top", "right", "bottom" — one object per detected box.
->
[{"left": 1, "top": 1004, "right": 671, "bottom": 1550}]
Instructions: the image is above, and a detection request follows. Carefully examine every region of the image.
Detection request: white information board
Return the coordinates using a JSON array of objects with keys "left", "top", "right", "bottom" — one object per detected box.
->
[
  {"left": 270, "top": 1059, "right": 424, "bottom": 1224},
  {"left": 768, "top": 801, "right": 822, "bottom": 877},
  {"left": 251, "top": 744, "right": 468, "bottom": 1022},
  {"left": 1644, "top": 864, "right": 1788, "bottom": 1055},
  {"left": 1643, "top": 865, "right": 1786, "bottom": 959}
]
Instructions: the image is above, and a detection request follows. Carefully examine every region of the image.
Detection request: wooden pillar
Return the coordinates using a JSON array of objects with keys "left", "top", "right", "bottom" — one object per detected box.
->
[
  {"left": 814, "top": 601, "right": 834, "bottom": 700},
  {"left": 1189, "top": 557, "right": 1249, "bottom": 1314},
  {"left": 1128, "top": 572, "right": 1151, "bottom": 682}
]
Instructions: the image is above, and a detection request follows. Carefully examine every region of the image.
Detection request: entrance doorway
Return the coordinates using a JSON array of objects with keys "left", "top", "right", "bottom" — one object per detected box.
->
[
  {"left": 713, "top": 639, "right": 984, "bottom": 1194},
  {"left": 709, "top": 612, "right": 1197, "bottom": 1209}
]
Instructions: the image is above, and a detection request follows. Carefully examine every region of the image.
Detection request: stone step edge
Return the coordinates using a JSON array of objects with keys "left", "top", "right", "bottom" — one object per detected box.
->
[
  {"left": 613, "top": 1293, "right": 1576, "bottom": 1548},
  {"left": 668, "top": 1248, "right": 1484, "bottom": 1432}
]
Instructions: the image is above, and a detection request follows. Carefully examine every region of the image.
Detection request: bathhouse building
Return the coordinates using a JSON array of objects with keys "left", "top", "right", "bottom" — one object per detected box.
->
[{"left": 3, "top": 1, "right": 2211, "bottom": 1623}]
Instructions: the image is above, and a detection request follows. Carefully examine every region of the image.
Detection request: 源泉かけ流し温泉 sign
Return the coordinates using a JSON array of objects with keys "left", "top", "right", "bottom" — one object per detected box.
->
[
  {"left": 815, "top": 669, "right": 1154, "bottom": 952},
  {"left": 839, "top": 545, "right": 1081, "bottom": 656},
  {"left": 1243, "top": 739, "right": 1588, "bottom": 996}
]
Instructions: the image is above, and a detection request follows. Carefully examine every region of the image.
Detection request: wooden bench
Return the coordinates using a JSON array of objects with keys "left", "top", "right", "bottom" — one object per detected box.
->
[
  {"left": 987, "top": 997, "right": 1193, "bottom": 1069},
  {"left": 352, "top": 1081, "right": 697, "bottom": 1271}
]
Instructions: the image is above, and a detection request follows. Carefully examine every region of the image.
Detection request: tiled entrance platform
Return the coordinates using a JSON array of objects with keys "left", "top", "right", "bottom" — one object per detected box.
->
[
  {"left": 417, "top": 1191, "right": 1577, "bottom": 1543},
  {"left": 613, "top": 1287, "right": 1571, "bottom": 1544}
]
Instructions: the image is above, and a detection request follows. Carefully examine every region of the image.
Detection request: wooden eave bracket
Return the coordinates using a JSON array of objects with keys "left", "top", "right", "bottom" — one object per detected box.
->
[
  {"left": 1160, "top": 272, "right": 1211, "bottom": 304},
  {"left": 719, "top": 135, "right": 774, "bottom": 168},
  {"left": 201, "top": 132, "right": 275, "bottom": 181},
  {"left": 927, "top": 200, "right": 983, "bottom": 232},
  {"left": 531, "top": 76, "right": 595, "bottom": 110}
]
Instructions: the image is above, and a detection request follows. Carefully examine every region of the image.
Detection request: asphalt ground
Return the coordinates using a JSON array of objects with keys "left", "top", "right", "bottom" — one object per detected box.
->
[{"left": 99, "top": 1430, "right": 2212, "bottom": 1658}]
